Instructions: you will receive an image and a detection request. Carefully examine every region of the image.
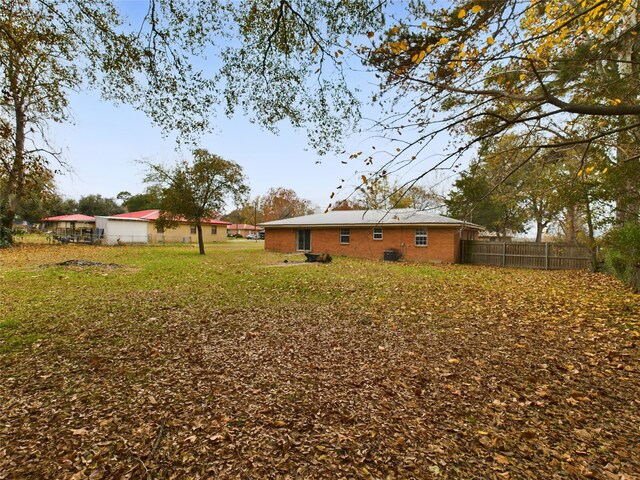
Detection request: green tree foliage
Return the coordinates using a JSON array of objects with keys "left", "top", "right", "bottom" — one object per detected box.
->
[
  {"left": 144, "top": 149, "right": 249, "bottom": 255},
  {"left": 605, "top": 223, "right": 640, "bottom": 292},
  {"left": 445, "top": 163, "right": 527, "bottom": 239},
  {"left": 117, "top": 187, "right": 163, "bottom": 212},
  {"left": 77, "top": 195, "right": 124, "bottom": 217}
]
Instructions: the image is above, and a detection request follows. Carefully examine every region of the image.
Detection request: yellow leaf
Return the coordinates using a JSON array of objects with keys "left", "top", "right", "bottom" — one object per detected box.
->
[
  {"left": 311, "top": 44, "right": 319, "bottom": 54},
  {"left": 602, "top": 167, "right": 608, "bottom": 174},
  {"left": 429, "top": 72, "right": 435, "bottom": 81},
  {"left": 612, "top": 98, "right": 621, "bottom": 105},
  {"left": 458, "top": 8, "right": 466, "bottom": 18},
  {"left": 412, "top": 50, "right": 426, "bottom": 63},
  {"left": 421, "top": 21, "right": 427, "bottom": 29},
  {"left": 477, "top": 430, "right": 489, "bottom": 435},
  {"left": 577, "top": 169, "right": 583, "bottom": 176},
  {"left": 391, "top": 26, "right": 399, "bottom": 34},
  {"left": 487, "top": 36, "right": 495, "bottom": 45},
  {"left": 519, "top": 73, "right": 527, "bottom": 81},
  {"left": 438, "top": 37, "right": 449, "bottom": 45},
  {"left": 586, "top": 166, "right": 594, "bottom": 173},
  {"left": 367, "top": 32, "right": 374, "bottom": 39},
  {"left": 471, "top": 5, "right": 482, "bottom": 13}
]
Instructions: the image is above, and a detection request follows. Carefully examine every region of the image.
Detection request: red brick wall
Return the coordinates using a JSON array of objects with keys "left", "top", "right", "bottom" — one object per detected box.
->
[{"left": 264, "top": 226, "right": 470, "bottom": 263}]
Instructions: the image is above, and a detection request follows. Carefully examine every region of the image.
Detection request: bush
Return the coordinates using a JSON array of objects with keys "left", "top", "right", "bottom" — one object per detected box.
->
[
  {"left": 605, "top": 223, "right": 640, "bottom": 292},
  {"left": 0, "top": 214, "right": 12, "bottom": 248}
]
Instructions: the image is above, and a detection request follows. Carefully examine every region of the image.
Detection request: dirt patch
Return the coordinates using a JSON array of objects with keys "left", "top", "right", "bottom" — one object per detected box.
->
[{"left": 51, "top": 259, "right": 124, "bottom": 268}]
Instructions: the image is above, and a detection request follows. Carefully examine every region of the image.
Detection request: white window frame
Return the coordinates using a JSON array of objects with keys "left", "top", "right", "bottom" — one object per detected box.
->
[
  {"left": 211, "top": 226, "right": 217, "bottom": 235},
  {"left": 190, "top": 225, "right": 197, "bottom": 235},
  {"left": 415, "top": 228, "right": 428, "bottom": 246},
  {"left": 373, "top": 228, "right": 383, "bottom": 240},
  {"left": 340, "top": 228, "right": 350, "bottom": 245}
]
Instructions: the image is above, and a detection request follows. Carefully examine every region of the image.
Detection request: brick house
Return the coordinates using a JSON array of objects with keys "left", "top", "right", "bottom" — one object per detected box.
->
[
  {"left": 227, "top": 223, "right": 259, "bottom": 237},
  {"left": 259, "top": 209, "right": 483, "bottom": 263}
]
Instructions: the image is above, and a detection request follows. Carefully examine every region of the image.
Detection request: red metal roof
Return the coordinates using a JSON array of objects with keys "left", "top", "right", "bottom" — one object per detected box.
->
[
  {"left": 42, "top": 214, "right": 95, "bottom": 222},
  {"left": 112, "top": 210, "right": 230, "bottom": 225},
  {"left": 112, "top": 210, "right": 160, "bottom": 220}
]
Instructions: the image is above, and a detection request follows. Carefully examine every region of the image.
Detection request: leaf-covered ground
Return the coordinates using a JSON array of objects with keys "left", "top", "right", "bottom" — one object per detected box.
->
[{"left": 0, "top": 243, "right": 638, "bottom": 479}]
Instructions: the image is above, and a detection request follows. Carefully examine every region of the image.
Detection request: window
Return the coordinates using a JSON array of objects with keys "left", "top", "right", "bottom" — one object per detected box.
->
[
  {"left": 340, "top": 228, "right": 350, "bottom": 244},
  {"left": 297, "top": 229, "right": 311, "bottom": 251},
  {"left": 373, "top": 228, "right": 383, "bottom": 240},
  {"left": 190, "top": 225, "right": 197, "bottom": 235},
  {"left": 156, "top": 226, "right": 164, "bottom": 233},
  {"left": 415, "top": 228, "right": 428, "bottom": 246},
  {"left": 211, "top": 226, "right": 217, "bottom": 235}
]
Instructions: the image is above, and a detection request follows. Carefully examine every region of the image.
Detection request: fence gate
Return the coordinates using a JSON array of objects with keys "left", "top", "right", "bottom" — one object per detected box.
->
[{"left": 460, "top": 241, "right": 593, "bottom": 270}]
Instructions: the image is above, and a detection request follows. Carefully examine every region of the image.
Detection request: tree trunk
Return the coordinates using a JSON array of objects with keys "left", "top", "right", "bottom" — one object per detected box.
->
[
  {"left": 535, "top": 217, "right": 544, "bottom": 243},
  {"left": 565, "top": 206, "right": 578, "bottom": 243},
  {"left": 1, "top": 62, "right": 27, "bottom": 247},
  {"left": 197, "top": 224, "right": 205, "bottom": 255}
]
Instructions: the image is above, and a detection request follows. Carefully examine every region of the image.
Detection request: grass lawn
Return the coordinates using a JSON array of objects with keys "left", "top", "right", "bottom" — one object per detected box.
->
[{"left": 1, "top": 242, "right": 638, "bottom": 479}]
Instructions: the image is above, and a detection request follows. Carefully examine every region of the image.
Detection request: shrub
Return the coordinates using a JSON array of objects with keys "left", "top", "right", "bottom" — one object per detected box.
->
[
  {"left": 605, "top": 222, "right": 640, "bottom": 292},
  {"left": 0, "top": 214, "right": 12, "bottom": 248}
]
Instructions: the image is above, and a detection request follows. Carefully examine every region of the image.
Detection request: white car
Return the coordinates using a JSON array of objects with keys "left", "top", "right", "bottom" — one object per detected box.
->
[{"left": 246, "top": 233, "right": 259, "bottom": 240}]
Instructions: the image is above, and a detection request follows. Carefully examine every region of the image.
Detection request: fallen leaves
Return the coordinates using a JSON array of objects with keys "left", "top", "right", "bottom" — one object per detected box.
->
[{"left": 0, "top": 245, "right": 638, "bottom": 478}]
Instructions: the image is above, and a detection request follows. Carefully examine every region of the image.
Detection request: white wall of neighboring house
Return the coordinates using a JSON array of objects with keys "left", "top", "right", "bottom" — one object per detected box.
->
[{"left": 95, "top": 217, "right": 149, "bottom": 244}]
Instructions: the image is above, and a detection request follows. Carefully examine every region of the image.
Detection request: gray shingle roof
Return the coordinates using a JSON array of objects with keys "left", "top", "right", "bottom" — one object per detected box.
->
[{"left": 259, "top": 209, "right": 483, "bottom": 228}]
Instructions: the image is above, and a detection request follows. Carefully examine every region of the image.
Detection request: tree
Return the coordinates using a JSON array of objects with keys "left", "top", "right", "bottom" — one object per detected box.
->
[
  {"left": 77, "top": 194, "right": 124, "bottom": 217},
  {"left": 220, "top": 0, "right": 640, "bottom": 229},
  {"left": 117, "top": 187, "right": 162, "bottom": 212},
  {"left": 445, "top": 162, "right": 528, "bottom": 239},
  {"left": 0, "top": 0, "right": 224, "bottom": 245},
  {"left": 144, "top": 149, "right": 248, "bottom": 255},
  {"left": 348, "top": 175, "right": 443, "bottom": 212},
  {"left": 332, "top": 199, "right": 363, "bottom": 211},
  {"left": 0, "top": 1, "right": 78, "bottom": 242},
  {"left": 223, "top": 201, "right": 259, "bottom": 225},
  {"left": 257, "top": 187, "right": 315, "bottom": 222}
]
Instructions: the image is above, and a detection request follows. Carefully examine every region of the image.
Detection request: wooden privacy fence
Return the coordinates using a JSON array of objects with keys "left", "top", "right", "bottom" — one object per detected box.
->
[{"left": 460, "top": 241, "right": 593, "bottom": 270}]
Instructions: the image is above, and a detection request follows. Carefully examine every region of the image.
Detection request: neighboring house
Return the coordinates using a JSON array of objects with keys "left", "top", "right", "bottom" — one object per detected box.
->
[
  {"left": 259, "top": 209, "right": 483, "bottom": 263},
  {"left": 41, "top": 214, "right": 96, "bottom": 242},
  {"left": 109, "top": 210, "right": 230, "bottom": 244},
  {"left": 227, "top": 223, "right": 259, "bottom": 237}
]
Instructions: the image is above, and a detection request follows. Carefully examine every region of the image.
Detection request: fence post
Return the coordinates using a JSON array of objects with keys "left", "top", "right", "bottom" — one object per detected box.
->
[
  {"left": 545, "top": 242, "right": 549, "bottom": 270},
  {"left": 502, "top": 242, "right": 506, "bottom": 267}
]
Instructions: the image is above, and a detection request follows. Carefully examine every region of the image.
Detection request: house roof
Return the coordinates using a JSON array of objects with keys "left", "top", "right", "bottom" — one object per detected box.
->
[
  {"left": 42, "top": 214, "right": 95, "bottom": 222},
  {"left": 112, "top": 210, "right": 230, "bottom": 225},
  {"left": 259, "top": 209, "right": 484, "bottom": 229}
]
